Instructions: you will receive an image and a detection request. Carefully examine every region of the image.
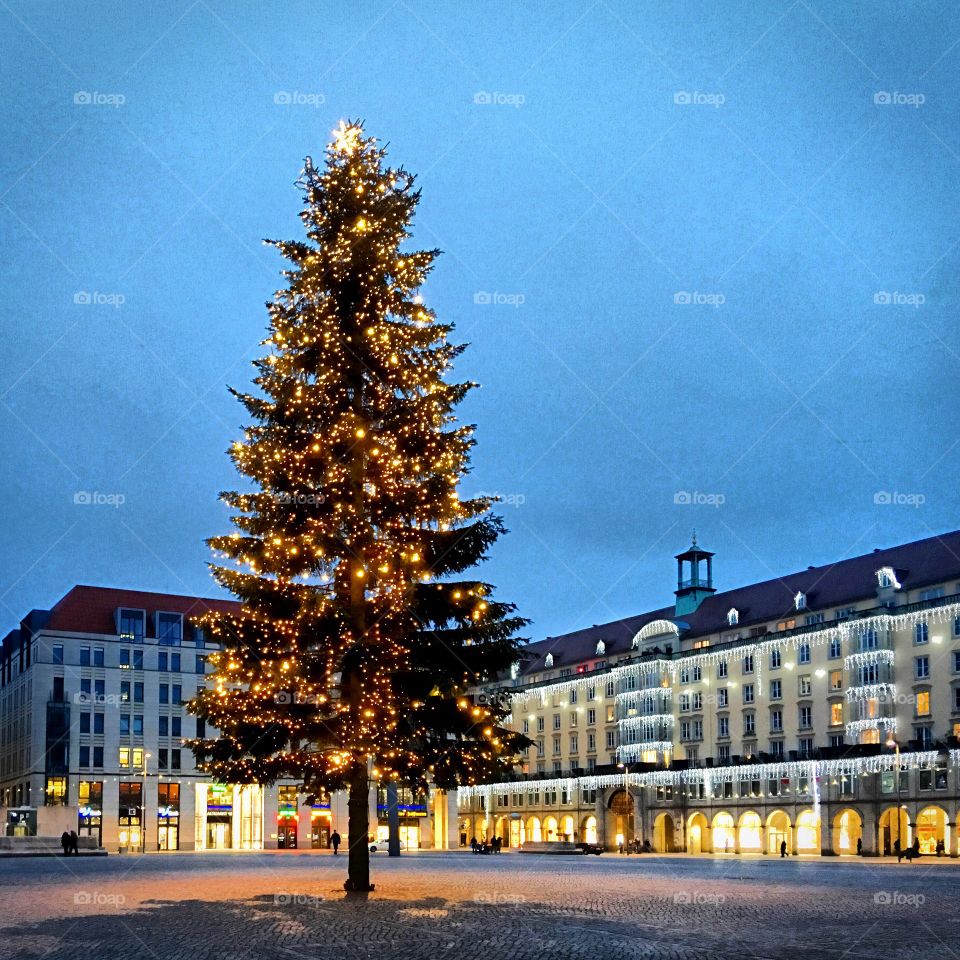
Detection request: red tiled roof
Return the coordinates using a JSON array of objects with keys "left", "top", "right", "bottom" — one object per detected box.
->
[
  {"left": 44, "top": 585, "right": 242, "bottom": 637},
  {"left": 520, "top": 529, "right": 960, "bottom": 674}
]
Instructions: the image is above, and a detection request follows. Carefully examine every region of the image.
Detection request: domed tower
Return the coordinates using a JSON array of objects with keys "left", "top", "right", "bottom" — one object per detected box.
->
[{"left": 674, "top": 532, "right": 716, "bottom": 616}]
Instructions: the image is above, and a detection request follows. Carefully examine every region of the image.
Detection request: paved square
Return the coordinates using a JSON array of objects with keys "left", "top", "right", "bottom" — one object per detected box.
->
[{"left": 0, "top": 852, "right": 957, "bottom": 960}]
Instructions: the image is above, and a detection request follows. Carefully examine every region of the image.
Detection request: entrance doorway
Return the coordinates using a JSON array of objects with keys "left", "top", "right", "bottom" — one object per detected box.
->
[
  {"left": 158, "top": 821, "right": 179, "bottom": 851},
  {"left": 277, "top": 823, "right": 298, "bottom": 848},
  {"left": 311, "top": 821, "right": 330, "bottom": 848},
  {"left": 207, "top": 820, "right": 232, "bottom": 849}
]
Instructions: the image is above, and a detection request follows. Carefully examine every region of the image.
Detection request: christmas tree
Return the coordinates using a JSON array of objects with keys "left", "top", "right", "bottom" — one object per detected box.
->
[{"left": 188, "top": 121, "right": 528, "bottom": 891}]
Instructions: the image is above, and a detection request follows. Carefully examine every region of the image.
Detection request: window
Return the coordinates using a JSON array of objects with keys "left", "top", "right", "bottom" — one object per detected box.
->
[
  {"left": 828, "top": 637, "right": 842, "bottom": 659},
  {"left": 770, "top": 709, "right": 783, "bottom": 732},
  {"left": 544, "top": 654, "right": 553, "bottom": 668},
  {"left": 605, "top": 730, "right": 616, "bottom": 748},
  {"left": 93, "top": 713, "right": 104, "bottom": 734},
  {"left": 159, "top": 717, "right": 169, "bottom": 737},
  {"left": 194, "top": 626, "right": 206, "bottom": 647},
  {"left": 118, "top": 609, "right": 145, "bottom": 642},
  {"left": 915, "top": 623, "right": 929, "bottom": 645},
  {"left": 798, "top": 675, "right": 811, "bottom": 696},
  {"left": 727, "top": 608, "right": 739, "bottom": 626},
  {"left": 778, "top": 618, "right": 796, "bottom": 631},
  {"left": 805, "top": 613, "right": 824, "bottom": 626},
  {"left": 569, "top": 711, "right": 577, "bottom": 727},
  {"left": 120, "top": 715, "right": 130, "bottom": 736},
  {"left": 79, "top": 745, "right": 90, "bottom": 767},
  {"left": 120, "top": 681, "right": 130, "bottom": 703},
  {"left": 52, "top": 645, "right": 63, "bottom": 665},
  {"left": 718, "top": 716, "right": 729, "bottom": 738},
  {"left": 798, "top": 643, "right": 811, "bottom": 664},
  {"left": 717, "top": 660, "right": 728, "bottom": 679},
  {"left": 954, "top": 651, "right": 960, "bottom": 673},
  {"left": 80, "top": 647, "right": 91, "bottom": 666},
  {"left": 587, "top": 709, "right": 596, "bottom": 725},
  {"left": 196, "top": 717, "right": 206, "bottom": 739},
  {"left": 794, "top": 592, "right": 807, "bottom": 610},
  {"left": 742, "top": 683, "right": 754, "bottom": 704},
  {"left": 830, "top": 702, "right": 843, "bottom": 726},
  {"left": 119, "top": 648, "right": 130, "bottom": 669},
  {"left": 799, "top": 705, "right": 812, "bottom": 729},
  {"left": 742, "top": 654, "right": 754, "bottom": 674},
  {"left": 605, "top": 681, "right": 615, "bottom": 698},
  {"left": 606, "top": 705, "right": 615, "bottom": 722},
  {"left": 93, "top": 648, "right": 104, "bottom": 667},
  {"left": 743, "top": 713, "right": 755, "bottom": 735},
  {"left": 157, "top": 613, "right": 183, "bottom": 645},
  {"left": 160, "top": 684, "right": 169, "bottom": 704},
  {"left": 44, "top": 776, "right": 67, "bottom": 806},
  {"left": 536, "top": 717, "right": 544, "bottom": 733},
  {"left": 133, "top": 715, "right": 143, "bottom": 736},
  {"left": 770, "top": 650, "right": 781, "bottom": 670},
  {"left": 521, "top": 719, "right": 529, "bottom": 734},
  {"left": 860, "top": 629, "right": 878, "bottom": 651},
  {"left": 134, "top": 682, "right": 144, "bottom": 703},
  {"left": 916, "top": 690, "right": 930, "bottom": 716},
  {"left": 717, "top": 688, "right": 728, "bottom": 707},
  {"left": 158, "top": 652, "right": 168, "bottom": 671},
  {"left": 770, "top": 679, "right": 782, "bottom": 700},
  {"left": 954, "top": 616, "right": 960, "bottom": 638},
  {"left": 569, "top": 733, "right": 578, "bottom": 753},
  {"left": 770, "top": 739, "right": 785, "bottom": 758},
  {"left": 80, "top": 713, "right": 90, "bottom": 734},
  {"left": 915, "top": 656, "right": 930, "bottom": 679},
  {"left": 552, "top": 735, "right": 561, "bottom": 755},
  {"left": 718, "top": 745, "right": 730, "bottom": 763},
  {"left": 915, "top": 725, "right": 933, "bottom": 749},
  {"left": 133, "top": 650, "right": 144, "bottom": 670},
  {"left": 553, "top": 713, "right": 561, "bottom": 730},
  {"left": 691, "top": 692, "right": 703, "bottom": 711},
  {"left": 830, "top": 670, "right": 843, "bottom": 691},
  {"left": 171, "top": 653, "right": 181, "bottom": 672},
  {"left": 119, "top": 747, "right": 130, "bottom": 768},
  {"left": 158, "top": 748, "right": 168, "bottom": 770},
  {"left": 93, "top": 746, "right": 103, "bottom": 767},
  {"left": 587, "top": 733, "right": 596, "bottom": 752}
]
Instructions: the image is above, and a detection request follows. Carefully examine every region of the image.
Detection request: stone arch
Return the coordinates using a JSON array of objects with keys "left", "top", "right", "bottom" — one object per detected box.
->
[
  {"left": 543, "top": 815, "right": 559, "bottom": 841},
  {"left": 712, "top": 811, "right": 736, "bottom": 854},
  {"left": 560, "top": 815, "right": 575, "bottom": 842},
  {"left": 581, "top": 815, "right": 598, "bottom": 845},
  {"left": 766, "top": 809, "right": 792, "bottom": 855},
  {"left": 525, "top": 816, "right": 541, "bottom": 843},
  {"left": 687, "top": 811, "right": 710, "bottom": 854},
  {"left": 653, "top": 812, "right": 675, "bottom": 853},
  {"left": 832, "top": 808, "right": 863, "bottom": 855},
  {"left": 738, "top": 810, "right": 763, "bottom": 853},
  {"left": 607, "top": 789, "right": 635, "bottom": 849},
  {"left": 915, "top": 805, "right": 949, "bottom": 855},
  {"left": 795, "top": 809, "right": 821, "bottom": 854},
  {"left": 878, "top": 806, "right": 909, "bottom": 856}
]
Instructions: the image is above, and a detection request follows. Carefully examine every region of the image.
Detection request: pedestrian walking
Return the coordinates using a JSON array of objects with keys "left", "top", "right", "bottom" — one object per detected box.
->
[
  {"left": 69, "top": 830, "right": 80, "bottom": 855},
  {"left": 60, "top": 831, "right": 70, "bottom": 856},
  {"left": 780, "top": 840, "right": 786, "bottom": 858},
  {"left": 470, "top": 836, "right": 478, "bottom": 854},
  {"left": 331, "top": 830, "right": 341, "bottom": 855},
  {"left": 856, "top": 837, "right": 862, "bottom": 856},
  {"left": 895, "top": 839, "right": 903, "bottom": 862},
  {"left": 911, "top": 837, "right": 920, "bottom": 860}
]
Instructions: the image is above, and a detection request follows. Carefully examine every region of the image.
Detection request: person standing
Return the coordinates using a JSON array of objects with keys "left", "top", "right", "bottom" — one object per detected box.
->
[
  {"left": 60, "top": 831, "right": 70, "bottom": 856},
  {"left": 856, "top": 837, "right": 862, "bottom": 856},
  {"left": 69, "top": 830, "right": 80, "bottom": 855},
  {"left": 330, "top": 830, "right": 341, "bottom": 855},
  {"left": 780, "top": 840, "right": 787, "bottom": 858}
]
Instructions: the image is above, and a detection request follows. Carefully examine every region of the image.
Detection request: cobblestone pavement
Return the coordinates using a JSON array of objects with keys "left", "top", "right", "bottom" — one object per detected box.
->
[{"left": 1, "top": 851, "right": 958, "bottom": 960}]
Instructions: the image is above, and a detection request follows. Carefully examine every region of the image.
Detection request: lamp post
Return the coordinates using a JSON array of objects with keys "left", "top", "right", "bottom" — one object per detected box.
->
[
  {"left": 617, "top": 761, "right": 632, "bottom": 852},
  {"left": 885, "top": 736, "right": 899, "bottom": 856},
  {"left": 141, "top": 752, "right": 151, "bottom": 854}
]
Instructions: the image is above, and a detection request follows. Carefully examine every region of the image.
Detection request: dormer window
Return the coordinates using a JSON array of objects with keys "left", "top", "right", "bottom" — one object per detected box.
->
[
  {"left": 544, "top": 653, "right": 554, "bottom": 668},
  {"left": 116, "top": 608, "right": 145, "bottom": 643},
  {"left": 727, "top": 608, "right": 739, "bottom": 626},
  {"left": 794, "top": 591, "right": 807, "bottom": 611},
  {"left": 876, "top": 566, "right": 901, "bottom": 590},
  {"left": 156, "top": 612, "right": 183, "bottom": 646},
  {"left": 595, "top": 640, "right": 605, "bottom": 656}
]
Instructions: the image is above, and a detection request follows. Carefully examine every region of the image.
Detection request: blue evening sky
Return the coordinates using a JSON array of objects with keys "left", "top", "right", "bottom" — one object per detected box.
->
[{"left": 2, "top": 1, "right": 959, "bottom": 641}]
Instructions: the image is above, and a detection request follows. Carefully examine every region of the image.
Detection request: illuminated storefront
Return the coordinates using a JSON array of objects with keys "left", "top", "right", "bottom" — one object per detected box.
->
[
  {"left": 195, "top": 783, "right": 264, "bottom": 850},
  {"left": 310, "top": 796, "right": 332, "bottom": 848},
  {"left": 376, "top": 787, "right": 427, "bottom": 850},
  {"left": 157, "top": 783, "right": 180, "bottom": 851},
  {"left": 277, "top": 785, "right": 298, "bottom": 848},
  {"left": 118, "top": 781, "right": 143, "bottom": 851},
  {"left": 77, "top": 780, "right": 102, "bottom": 846}
]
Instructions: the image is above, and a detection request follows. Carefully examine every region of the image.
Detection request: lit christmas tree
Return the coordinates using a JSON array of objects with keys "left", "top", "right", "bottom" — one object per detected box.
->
[{"left": 188, "top": 121, "right": 528, "bottom": 891}]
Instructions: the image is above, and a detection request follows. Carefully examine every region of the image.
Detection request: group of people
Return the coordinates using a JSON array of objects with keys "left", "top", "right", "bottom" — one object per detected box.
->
[
  {"left": 617, "top": 838, "right": 652, "bottom": 855},
  {"left": 469, "top": 835, "right": 503, "bottom": 854},
  {"left": 892, "top": 836, "right": 945, "bottom": 861},
  {"left": 59, "top": 830, "right": 81, "bottom": 855}
]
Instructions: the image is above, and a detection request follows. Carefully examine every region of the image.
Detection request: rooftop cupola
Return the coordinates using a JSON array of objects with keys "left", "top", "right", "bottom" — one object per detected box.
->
[{"left": 674, "top": 532, "right": 716, "bottom": 616}]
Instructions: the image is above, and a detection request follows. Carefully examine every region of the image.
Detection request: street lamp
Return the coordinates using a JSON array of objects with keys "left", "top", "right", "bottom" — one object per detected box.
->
[
  {"left": 141, "top": 752, "right": 152, "bottom": 854},
  {"left": 885, "top": 736, "right": 900, "bottom": 856}
]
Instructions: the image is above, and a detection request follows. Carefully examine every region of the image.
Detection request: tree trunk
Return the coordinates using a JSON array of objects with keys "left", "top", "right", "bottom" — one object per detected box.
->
[{"left": 345, "top": 762, "right": 372, "bottom": 891}]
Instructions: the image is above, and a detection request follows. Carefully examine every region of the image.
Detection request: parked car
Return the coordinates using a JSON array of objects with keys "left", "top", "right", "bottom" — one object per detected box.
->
[{"left": 576, "top": 842, "right": 603, "bottom": 855}]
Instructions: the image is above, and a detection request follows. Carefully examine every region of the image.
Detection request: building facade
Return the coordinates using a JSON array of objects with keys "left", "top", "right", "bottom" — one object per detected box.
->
[
  {"left": 458, "top": 532, "right": 960, "bottom": 856},
  {"left": 0, "top": 586, "right": 458, "bottom": 852}
]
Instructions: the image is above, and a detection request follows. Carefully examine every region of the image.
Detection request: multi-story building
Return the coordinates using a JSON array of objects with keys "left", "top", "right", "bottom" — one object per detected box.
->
[
  {"left": 0, "top": 586, "right": 458, "bottom": 852},
  {"left": 459, "top": 531, "right": 960, "bottom": 856}
]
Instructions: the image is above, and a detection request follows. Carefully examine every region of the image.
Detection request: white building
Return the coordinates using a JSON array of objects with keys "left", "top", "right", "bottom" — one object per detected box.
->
[{"left": 0, "top": 586, "right": 458, "bottom": 852}]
